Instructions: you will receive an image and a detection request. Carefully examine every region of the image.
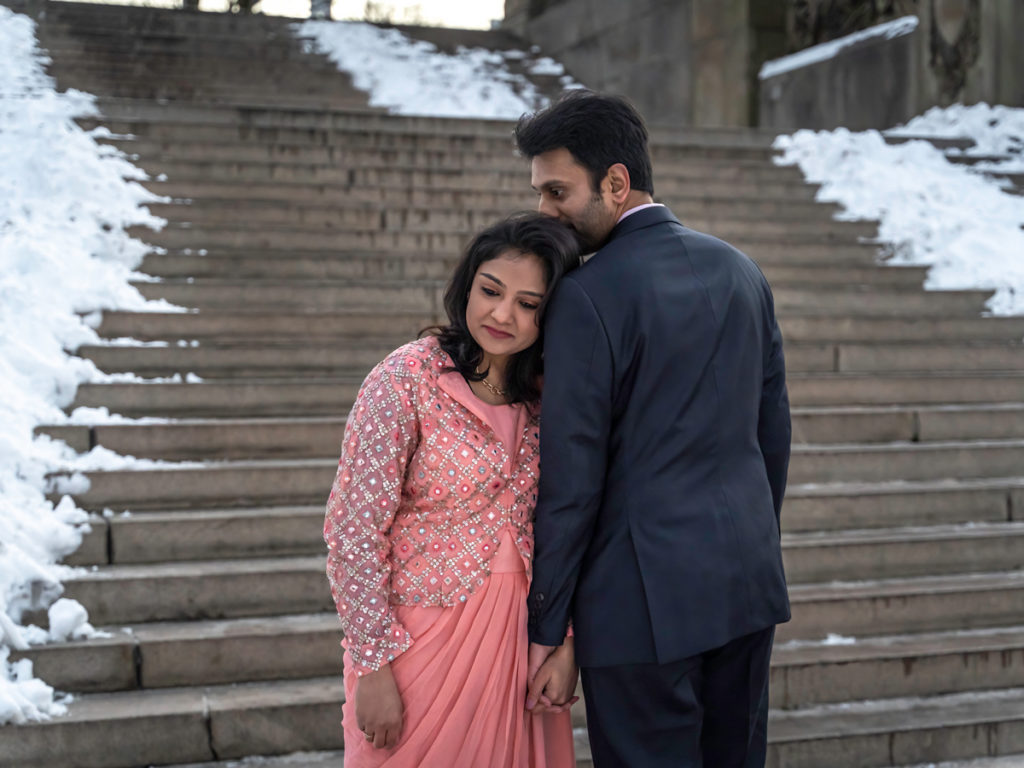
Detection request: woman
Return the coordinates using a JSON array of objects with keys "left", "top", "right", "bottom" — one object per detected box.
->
[{"left": 324, "top": 212, "right": 582, "bottom": 767}]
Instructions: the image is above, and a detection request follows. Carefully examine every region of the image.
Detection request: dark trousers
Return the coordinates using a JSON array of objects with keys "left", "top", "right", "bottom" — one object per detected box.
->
[{"left": 580, "top": 626, "right": 775, "bottom": 768}]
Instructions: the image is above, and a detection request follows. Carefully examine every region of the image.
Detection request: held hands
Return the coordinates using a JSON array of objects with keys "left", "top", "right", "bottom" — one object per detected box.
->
[
  {"left": 526, "top": 640, "right": 579, "bottom": 715},
  {"left": 355, "top": 665, "right": 403, "bottom": 749}
]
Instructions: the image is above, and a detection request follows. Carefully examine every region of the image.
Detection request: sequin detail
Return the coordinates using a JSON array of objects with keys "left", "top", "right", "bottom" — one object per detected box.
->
[{"left": 324, "top": 338, "right": 540, "bottom": 675}]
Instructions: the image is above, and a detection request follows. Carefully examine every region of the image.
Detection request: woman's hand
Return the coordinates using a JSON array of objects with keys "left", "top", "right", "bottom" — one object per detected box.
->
[
  {"left": 526, "top": 638, "right": 579, "bottom": 714},
  {"left": 355, "top": 665, "right": 404, "bottom": 749}
]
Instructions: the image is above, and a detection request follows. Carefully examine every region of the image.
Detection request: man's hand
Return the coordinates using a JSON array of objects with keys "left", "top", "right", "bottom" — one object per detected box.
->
[
  {"left": 355, "top": 665, "right": 403, "bottom": 749},
  {"left": 527, "top": 638, "right": 579, "bottom": 714}
]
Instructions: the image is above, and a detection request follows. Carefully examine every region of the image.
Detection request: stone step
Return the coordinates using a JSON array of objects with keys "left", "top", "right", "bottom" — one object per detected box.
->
[
  {"left": 145, "top": 174, "right": 824, "bottom": 205},
  {"left": 145, "top": 199, "right": 871, "bottom": 236},
  {"left": 70, "top": 372, "right": 1024, "bottom": 420},
  {"left": 83, "top": 506, "right": 326, "bottom": 565},
  {"left": 135, "top": 238, "right": 888, "bottom": 272},
  {"left": 39, "top": 35, "right": 332, "bottom": 60},
  {"left": 60, "top": 555, "right": 331, "bottom": 625},
  {"left": 782, "top": 522, "right": 1024, "bottom": 582},
  {"left": 138, "top": 248, "right": 927, "bottom": 287},
  {"left": 899, "top": 757, "right": 1024, "bottom": 768},
  {"left": 767, "top": 687, "right": 1024, "bottom": 768},
  {"left": 13, "top": 613, "right": 341, "bottom": 694},
  {"left": 78, "top": 341, "right": 398, "bottom": 378},
  {"left": 782, "top": 314, "right": 1024, "bottom": 343},
  {"left": 132, "top": 155, "right": 809, "bottom": 185},
  {"left": 773, "top": 286, "right": 989, "bottom": 316},
  {"left": 91, "top": 98, "right": 782, "bottom": 146},
  {"left": 51, "top": 59, "right": 349, "bottom": 80},
  {"left": 788, "top": 440, "right": 1024, "bottom": 484},
  {"left": 78, "top": 86, "right": 369, "bottom": 110},
  {"left": 149, "top": 189, "right": 842, "bottom": 222},
  {"left": 41, "top": 0, "right": 299, "bottom": 26},
  {"left": 833, "top": 341, "right": 1024, "bottom": 372},
  {"left": 110, "top": 136, "right": 776, "bottom": 164},
  {"left": 63, "top": 448, "right": 1024, "bottom": 514},
  {"left": 138, "top": 169, "right": 821, "bottom": 202},
  {"left": 67, "top": 458, "right": 337, "bottom": 512},
  {"left": 76, "top": 339, "right": 1024, "bottom": 378},
  {"left": 37, "top": 404, "right": 1024, "bottom": 464},
  {"left": 781, "top": 570, "right": 1024, "bottom": 642},
  {"left": 162, "top": 754, "right": 348, "bottom": 768},
  {"left": 0, "top": 676, "right": 345, "bottom": 768},
  {"left": 5, "top": 673, "right": 1021, "bottom": 768},
  {"left": 87, "top": 116, "right": 772, "bottom": 156},
  {"left": 139, "top": 250, "right": 461, "bottom": 281},
  {"left": 16, "top": 602, "right": 1024, "bottom": 710},
  {"left": 96, "top": 306, "right": 1024, "bottom": 343},
  {"left": 784, "top": 477, "right": 1019, "bottom": 533},
  {"left": 52, "top": 63, "right": 347, "bottom": 86},
  {"left": 788, "top": 371, "right": 1024, "bottom": 406},
  {"left": 82, "top": 116, "right": 780, "bottom": 159},
  {"left": 164, "top": 749, "right": 1024, "bottom": 768},
  {"left": 132, "top": 278, "right": 443, "bottom": 312},
  {"left": 96, "top": 308, "right": 435, "bottom": 342},
  {"left": 51, "top": 549, "right": 1024, "bottom": 645},
  {"left": 131, "top": 276, "right": 985, "bottom": 316},
  {"left": 67, "top": 489, "right": 1024, "bottom": 581},
  {"left": 792, "top": 404, "right": 1024, "bottom": 443},
  {"left": 772, "top": 625, "right": 1024, "bottom": 710},
  {"left": 70, "top": 378, "right": 366, "bottom": 418}
]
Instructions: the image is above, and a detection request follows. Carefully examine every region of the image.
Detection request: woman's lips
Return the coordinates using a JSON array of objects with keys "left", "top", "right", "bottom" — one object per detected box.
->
[{"left": 483, "top": 325, "right": 514, "bottom": 339}]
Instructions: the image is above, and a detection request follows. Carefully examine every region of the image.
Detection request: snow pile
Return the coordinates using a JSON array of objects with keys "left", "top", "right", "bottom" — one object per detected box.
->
[
  {"left": 774, "top": 105, "right": 1024, "bottom": 315},
  {"left": 0, "top": 7, "right": 166, "bottom": 724},
  {"left": 295, "top": 20, "right": 580, "bottom": 118},
  {"left": 888, "top": 102, "right": 1024, "bottom": 172}
]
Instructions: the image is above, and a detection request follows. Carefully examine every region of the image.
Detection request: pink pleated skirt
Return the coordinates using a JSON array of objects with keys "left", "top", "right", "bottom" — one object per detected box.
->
[{"left": 341, "top": 530, "right": 575, "bottom": 768}]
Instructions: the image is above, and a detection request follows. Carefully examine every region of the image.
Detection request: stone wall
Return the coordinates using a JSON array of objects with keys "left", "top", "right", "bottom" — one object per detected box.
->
[
  {"left": 503, "top": 0, "right": 787, "bottom": 127},
  {"left": 506, "top": 0, "right": 1022, "bottom": 131},
  {"left": 758, "top": 19, "right": 921, "bottom": 132},
  {"left": 759, "top": 0, "right": 1023, "bottom": 132}
]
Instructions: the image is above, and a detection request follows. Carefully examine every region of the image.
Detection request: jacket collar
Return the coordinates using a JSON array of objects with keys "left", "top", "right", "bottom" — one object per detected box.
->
[{"left": 605, "top": 205, "right": 680, "bottom": 246}]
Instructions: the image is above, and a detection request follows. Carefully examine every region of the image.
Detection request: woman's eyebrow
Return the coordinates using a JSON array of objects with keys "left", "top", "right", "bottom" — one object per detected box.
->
[{"left": 481, "top": 272, "right": 544, "bottom": 298}]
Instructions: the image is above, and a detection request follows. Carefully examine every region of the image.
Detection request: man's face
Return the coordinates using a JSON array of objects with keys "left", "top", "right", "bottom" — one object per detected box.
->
[{"left": 531, "top": 148, "right": 617, "bottom": 253}]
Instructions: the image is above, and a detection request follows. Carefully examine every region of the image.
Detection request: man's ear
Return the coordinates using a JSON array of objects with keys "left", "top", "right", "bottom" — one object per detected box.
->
[{"left": 604, "top": 163, "right": 632, "bottom": 204}]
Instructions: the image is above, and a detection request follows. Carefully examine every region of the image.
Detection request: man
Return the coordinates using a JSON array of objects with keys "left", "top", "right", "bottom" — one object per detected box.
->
[{"left": 517, "top": 90, "right": 791, "bottom": 766}]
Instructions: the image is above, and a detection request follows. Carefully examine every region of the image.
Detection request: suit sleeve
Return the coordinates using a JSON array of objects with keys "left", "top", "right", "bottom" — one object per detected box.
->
[
  {"left": 758, "top": 297, "right": 792, "bottom": 526},
  {"left": 528, "top": 277, "right": 613, "bottom": 645}
]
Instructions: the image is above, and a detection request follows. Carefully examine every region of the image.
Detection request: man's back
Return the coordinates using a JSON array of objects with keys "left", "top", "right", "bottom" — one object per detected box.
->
[{"left": 531, "top": 206, "right": 791, "bottom": 667}]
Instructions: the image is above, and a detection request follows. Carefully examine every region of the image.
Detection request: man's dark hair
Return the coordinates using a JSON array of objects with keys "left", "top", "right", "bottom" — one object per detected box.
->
[
  {"left": 514, "top": 89, "right": 654, "bottom": 195},
  {"left": 426, "top": 212, "right": 581, "bottom": 407}
]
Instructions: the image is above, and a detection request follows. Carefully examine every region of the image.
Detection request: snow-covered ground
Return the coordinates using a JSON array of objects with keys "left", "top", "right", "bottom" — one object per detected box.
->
[
  {"left": 774, "top": 103, "right": 1024, "bottom": 315},
  {"left": 296, "top": 20, "right": 580, "bottom": 118},
  {"left": 0, "top": 7, "right": 168, "bottom": 724}
]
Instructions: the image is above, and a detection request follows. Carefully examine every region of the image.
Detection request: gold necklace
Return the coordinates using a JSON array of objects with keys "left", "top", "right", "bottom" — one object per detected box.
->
[{"left": 475, "top": 367, "right": 507, "bottom": 398}]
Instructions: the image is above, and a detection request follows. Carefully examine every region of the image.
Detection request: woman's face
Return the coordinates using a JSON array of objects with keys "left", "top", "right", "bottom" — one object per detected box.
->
[{"left": 466, "top": 250, "right": 548, "bottom": 367}]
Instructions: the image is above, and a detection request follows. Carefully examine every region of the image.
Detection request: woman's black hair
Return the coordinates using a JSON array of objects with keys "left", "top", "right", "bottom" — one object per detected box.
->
[{"left": 426, "top": 212, "right": 581, "bottom": 406}]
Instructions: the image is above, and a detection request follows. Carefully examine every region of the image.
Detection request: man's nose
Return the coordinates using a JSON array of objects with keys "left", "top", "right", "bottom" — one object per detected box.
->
[{"left": 537, "top": 197, "right": 557, "bottom": 218}]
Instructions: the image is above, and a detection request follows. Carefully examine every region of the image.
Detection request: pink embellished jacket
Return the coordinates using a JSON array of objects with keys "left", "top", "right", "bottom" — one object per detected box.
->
[{"left": 324, "top": 336, "right": 541, "bottom": 675}]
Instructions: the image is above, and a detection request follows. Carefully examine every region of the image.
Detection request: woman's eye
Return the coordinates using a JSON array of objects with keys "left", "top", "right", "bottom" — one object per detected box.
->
[
  {"left": 481, "top": 287, "right": 499, "bottom": 297},
  {"left": 520, "top": 301, "right": 539, "bottom": 310}
]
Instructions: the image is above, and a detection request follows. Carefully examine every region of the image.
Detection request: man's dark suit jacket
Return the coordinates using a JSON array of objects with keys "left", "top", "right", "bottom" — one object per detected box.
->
[{"left": 528, "top": 206, "right": 792, "bottom": 668}]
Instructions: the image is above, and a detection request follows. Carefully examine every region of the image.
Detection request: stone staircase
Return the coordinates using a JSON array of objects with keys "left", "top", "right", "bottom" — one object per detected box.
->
[{"left": 2, "top": 2, "right": 1024, "bottom": 766}]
